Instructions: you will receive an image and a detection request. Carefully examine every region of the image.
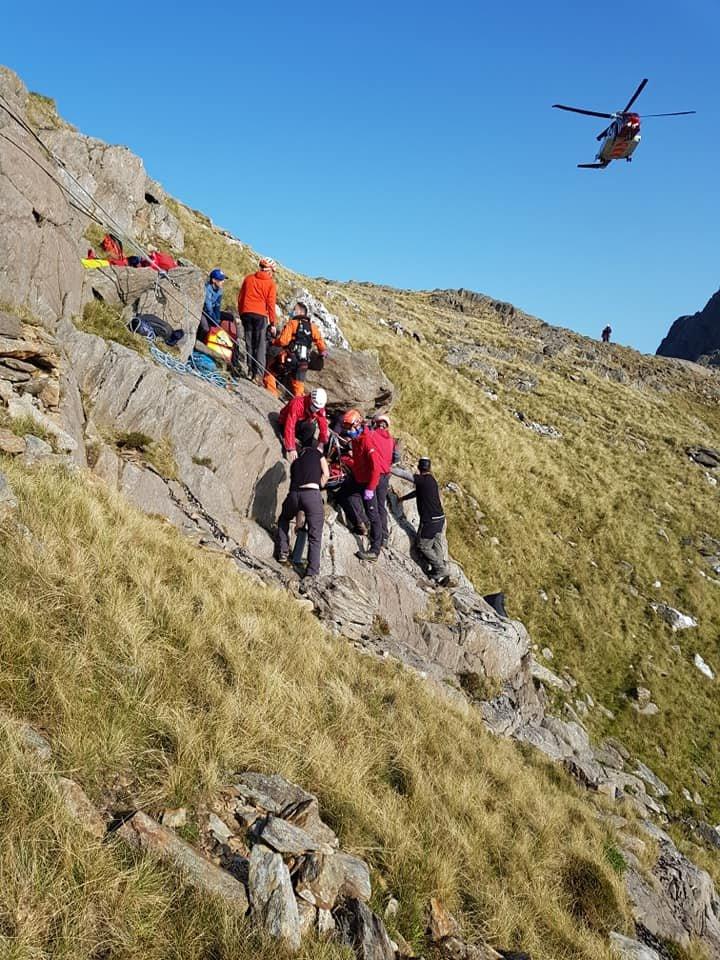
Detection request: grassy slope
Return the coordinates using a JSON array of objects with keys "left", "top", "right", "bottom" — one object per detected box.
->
[
  {"left": 0, "top": 461, "right": 637, "bottom": 960},
  {"left": 311, "top": 281, "right": 720, "bottom": 827},
  {"left": 154, "top": 202, "right": 720, "bottom": 823}
]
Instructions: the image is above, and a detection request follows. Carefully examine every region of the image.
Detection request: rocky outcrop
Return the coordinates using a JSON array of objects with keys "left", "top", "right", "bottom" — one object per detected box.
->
[
  {"left": 0, "top": 68, "right": 84, "bottom": 329},
  {"left": 306, "top": 345, "right": 394, "bottom": 412},
  {"left": 657, "top": 289, "right": 720, "bottom": 363},
  {"left": 82, "top": 264, "right": 204, "bottom": 361}
]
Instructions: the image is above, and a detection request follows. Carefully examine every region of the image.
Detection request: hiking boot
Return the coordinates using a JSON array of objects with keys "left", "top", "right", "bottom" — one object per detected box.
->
[
  {"left": 357, "top": 550, "right": 379, "bottom": 562},
  {"left": 276, "top": 554, "right": 289, "bottom": 565},
  {"left": 381, "top": 536, "right": 389, "bottom": 548}
]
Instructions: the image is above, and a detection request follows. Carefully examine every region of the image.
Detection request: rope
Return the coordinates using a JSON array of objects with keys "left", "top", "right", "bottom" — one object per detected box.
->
[{"left": 0, "top": 94, "right": 298, "bottom": 402}]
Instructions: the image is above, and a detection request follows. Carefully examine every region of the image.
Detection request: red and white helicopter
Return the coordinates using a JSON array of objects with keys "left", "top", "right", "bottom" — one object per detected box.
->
[{"left": 552, "top": 79, "right": 695, "bottom": 169}]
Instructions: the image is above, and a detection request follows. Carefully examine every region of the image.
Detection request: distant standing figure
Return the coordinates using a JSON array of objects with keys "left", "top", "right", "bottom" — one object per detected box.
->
[
  {"left": 601, "top": 325, "right": 612, "bottom": 343},
  {"left": 399, "top": 457, "right": 451, "bottom": 586},
  {"left": 238, "top": 257, "right": 277, "bottom": 383},
  {"left": 275, "top": 420, "right": 329, "bottom": 578},
  {"left": 201, "top": 268, "right": 227, "bottom": 335}
]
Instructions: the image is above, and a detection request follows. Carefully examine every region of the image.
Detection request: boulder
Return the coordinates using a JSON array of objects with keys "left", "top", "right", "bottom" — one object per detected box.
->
[
  {"left": 305, "top": 346, "right": 393, "bottom": 412},
  {"left": 57, "top": 777, "right": 106, "bottom": 838},
  {"left": 334, "top": 898, "right": 396, "bottom": 960},
  {"left": 82, "top": 265, "right": 204, "bottom": 362},
  {"left": 336, "top": 851, "right": 372, "bottom": 902},
  {"left": 118, "top": 811, "right": 249, "bottom": 912},
  {"left": 608, "top": 932, "right": 660, "bottom": 960},
  {"left": 651, "top": 603, "right": 697, "bottom": 631},
  {"left": 687, "top": 446, "right": 720, "bottom": 469},
  {"left": 0, "top": 429, "right": 25, "bottom": 455},
  {"left": 256, "top": 814, "right": 329, "bottom": 856},
  {"left": 295, "top": 852, "right": 345, "bottom": 909},
  {"left": 0, "top": 470, "right": 18, "bottom": 514},
  {"left": 248, "top": 844, "right": 301, "bottom": 952},
  {"left": 0, "top": 68, "right": 84, "bottom": 329}
]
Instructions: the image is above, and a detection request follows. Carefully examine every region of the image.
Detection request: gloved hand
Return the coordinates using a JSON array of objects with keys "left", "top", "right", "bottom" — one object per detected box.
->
[
  {"left": 286, "top": 449, "right": 298, "bottom": 463},
  {"left": 363, "top": 488, "right": 375, "bottom": 501}
]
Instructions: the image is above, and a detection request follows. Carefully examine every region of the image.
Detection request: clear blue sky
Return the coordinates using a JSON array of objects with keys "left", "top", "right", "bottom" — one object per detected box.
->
[{"left": 3, "top": 1, "right": 717, "bottom": 353}]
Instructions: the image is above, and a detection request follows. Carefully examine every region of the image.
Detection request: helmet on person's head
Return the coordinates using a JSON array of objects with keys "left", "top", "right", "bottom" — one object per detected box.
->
[
  {"left": 293, "top": 301, "right": 309, "bottom": 316},
  {"left": 209, "top": 268, "right": 227, "bottom": 282},
  {"left": 342, "top": 408, "right": 363, "bottom": 438},
  {"left": 259, "top": 257, "right": 276, "bottom": 271},
  {"left": 373, "top": 412, "right": 390, "bottom": 428},
  {"left": 418, "top": 457, "right": 431, "bottom": 472},
  {"left": 309, "top": 387, "right": 327, "bottom": 412}
]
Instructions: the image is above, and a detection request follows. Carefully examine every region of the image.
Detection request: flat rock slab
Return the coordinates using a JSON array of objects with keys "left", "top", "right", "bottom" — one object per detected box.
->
[
  {"left": 118, "top": 811, "right": 249, "bottom": 912},
  {"left": 0, "top": 429, "right": 25, "bottom": 455},
  {"left": 248, "top": 843, "right": 301, "bottom": 952},
  {"left": 334, "top": 898, "right": 396, "bottom": 960},
  {"left": 0, "top": 311, "right": 22, "bottom": 339},
  {"left": 257, "top": 814, "right": 329, "bottom": 856},
  {"left": 336, "top": 850, "right": 372, "bottom": 901}
]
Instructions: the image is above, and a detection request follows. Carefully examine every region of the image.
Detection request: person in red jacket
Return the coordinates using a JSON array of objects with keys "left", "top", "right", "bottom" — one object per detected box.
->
[
  {"left": 238, "top": 257, "right": 277, "bottom": 383},
  {"left": 369, "top": 412, "right": 396, "bottom": 548},
  {"left": 277, "top": 388, "right": 329, "bottom": 462},
  {"left": 339, "top": 409, "right": 383, "bottom": 560}
]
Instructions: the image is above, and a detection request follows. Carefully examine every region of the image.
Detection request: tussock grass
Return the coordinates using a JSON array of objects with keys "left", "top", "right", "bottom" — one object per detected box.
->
[
  {"left": 0, "top": 461, "right": 631, "bottom": 959},
  {"left": 76, "top": 299, "right": 149, "bottom": 356},
  {"left": 321, "top": 280, "right": 720, "bottom": 824}
]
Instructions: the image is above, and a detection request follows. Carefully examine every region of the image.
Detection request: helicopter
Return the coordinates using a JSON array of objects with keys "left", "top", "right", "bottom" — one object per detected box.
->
[{"left": 552, "top": 79, "right": 695, "bottom": 169}]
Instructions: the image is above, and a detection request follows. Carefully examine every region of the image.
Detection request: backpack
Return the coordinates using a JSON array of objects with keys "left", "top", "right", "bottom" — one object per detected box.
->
[{"left": 291, "top": 318, "right": 314, "bottom": 363}]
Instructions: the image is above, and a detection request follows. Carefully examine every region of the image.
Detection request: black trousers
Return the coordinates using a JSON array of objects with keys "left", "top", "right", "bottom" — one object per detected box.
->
[
  {"left": 241, "top": 312, "right": 268, "bottom": 378},
  {"left": 275, "top": 489, "right": 324, "bottom": 575},
  {"left": 340, "top": 476, "right": 382, "bottom": 554}
]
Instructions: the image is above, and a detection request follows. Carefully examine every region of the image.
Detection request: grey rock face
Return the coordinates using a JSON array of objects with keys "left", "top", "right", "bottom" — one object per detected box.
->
[
  {"left": 257, "top": 814, "right": 328, "bottom": 856},
  {"left": 657, "top": 288, "right": 720, "bottom": 363},
  {"left": 248, "top": 844, "right": 301, "bottom": 952},
  {"left": 118, "top": 811, "right": 249, "bottom": 912},
  {"left": 0, "top": 68, "right": 84, "bottom": 329}
]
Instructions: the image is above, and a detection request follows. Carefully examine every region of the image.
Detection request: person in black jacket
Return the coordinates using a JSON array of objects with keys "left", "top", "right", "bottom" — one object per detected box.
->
[
  {"left": 399, "top": 457, "right": 451, "bottom": 586},
  {"left": 274, "top": 420, "right": 329, "bottom": 578}
]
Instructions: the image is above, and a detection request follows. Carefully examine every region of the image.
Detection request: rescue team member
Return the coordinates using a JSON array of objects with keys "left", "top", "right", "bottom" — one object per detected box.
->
[
  {"left": 278, "top": 388, "right": 329, "bottom": 462},
  {"left": 200, "top": 268, "right": 226, "bottom": 335},
  {"left": 601, "top": 324, "right": 612, "bottom": 343},
  {"left": 399, "top": 457, "right": 451, "bottom": 586},
  {"left": 238, "top": 257, "right": 277, "bottom": 383},
  {"left": 275, "top": 420, "right": 329, "bottom": 578},
  {"left": 264, "top": 302, "right": 329, "bottom": 397},
  {"left": 369, "top": 413, "right": 395, "bottom": 548},
  {"left": 340, "top": 410, "right": 383, "bottom": 562}
]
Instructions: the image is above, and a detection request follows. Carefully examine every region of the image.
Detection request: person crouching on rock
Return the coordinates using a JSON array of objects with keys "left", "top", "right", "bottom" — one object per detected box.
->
[
  {"left": 399, "top": 457, "right": 451, "bottom": 586},
  {"left": 275, "top": 420, "right": 329, "bottom": 578},
  {"left": 264, "top": 302, "right": 329, "bottom": 398},
  {"left": 277, "top": 388, "right": 329, "bottom": 463}
]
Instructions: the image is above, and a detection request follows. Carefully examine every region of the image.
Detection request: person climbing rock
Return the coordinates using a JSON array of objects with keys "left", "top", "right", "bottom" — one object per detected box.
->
[
  {"left": 238, "top": 257, "right": 277, "bottom": 383},
  {"left": 399, "top": 457, "right": 451, "bottom": 586},
  {"left": 278, "top": 387, "right": 329, "bottom": 462},
  {"left": 338, "top": 409, "right": 383, "bottom": 562},
  {"left": 200, "top": 268, "right": 227, "bottom": 336},
  {"left": 369, "top": 413, "right": 396, "bottom": 548},
  {"left": 601, "top": 325, "right": 612, "bottom": 343},
  {"left": 264, "top": 302, "right": 329, "bottom": 397},
  {"left": 275, "top": 420, "right": 329, "bottom": 578}
]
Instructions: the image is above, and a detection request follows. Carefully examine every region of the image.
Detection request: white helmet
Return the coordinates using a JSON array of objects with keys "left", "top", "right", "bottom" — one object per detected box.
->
[{"left": 310, "top": 387, "right": 327, "bottom": 411}]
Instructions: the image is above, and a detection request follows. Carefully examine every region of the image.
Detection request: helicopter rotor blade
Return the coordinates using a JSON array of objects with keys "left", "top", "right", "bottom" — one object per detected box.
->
[
  {"left": 638, "top": 111, "right": 696, "bottom": 117},
  {"left": 622, "top": 78, "right": 648, "bottom": 113},
  {"left": 552, "top": 104, "right": 614, "bottom": 119}
]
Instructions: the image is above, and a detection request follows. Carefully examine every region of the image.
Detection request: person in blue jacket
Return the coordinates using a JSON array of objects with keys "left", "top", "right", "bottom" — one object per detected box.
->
[{"left": 201, "top": 268, "right": 227, "bottom": 335}]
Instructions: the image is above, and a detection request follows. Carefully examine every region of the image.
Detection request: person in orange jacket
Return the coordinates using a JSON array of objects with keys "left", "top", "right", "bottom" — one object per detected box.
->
[
  {"left": 238, "top": 257, "right": 277, "bottom": 383},
  {"left": 264, "top": 302, "right": 329, "bottom": 397}
]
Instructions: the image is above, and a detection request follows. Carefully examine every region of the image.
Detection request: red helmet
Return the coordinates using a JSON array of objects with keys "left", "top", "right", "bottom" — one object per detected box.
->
[{"left": 342, "top": 409, "right": 363, "bottom": 428}]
